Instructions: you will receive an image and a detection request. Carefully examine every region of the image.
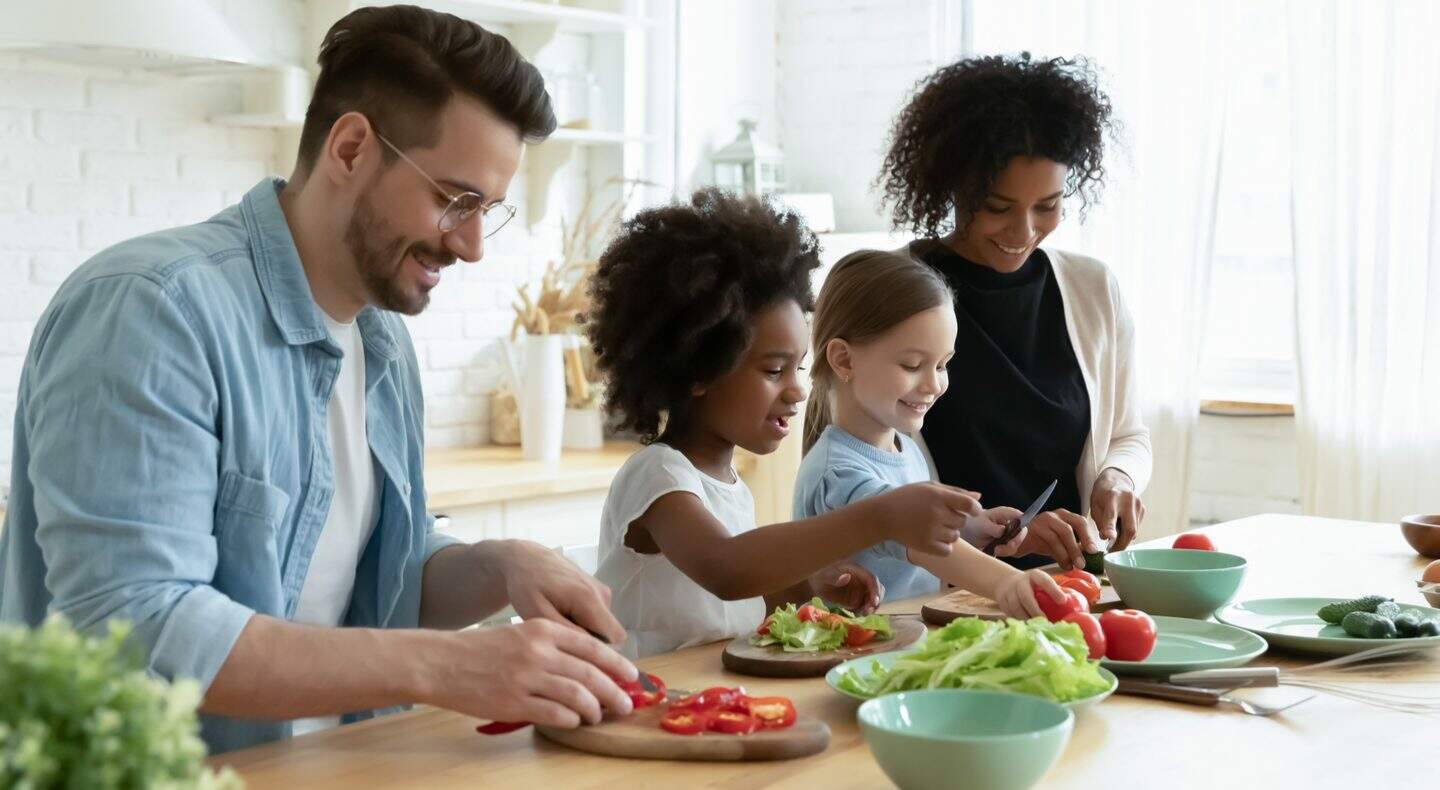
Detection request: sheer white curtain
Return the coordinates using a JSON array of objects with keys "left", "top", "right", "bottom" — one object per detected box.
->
[
  {"left": 1288, "top": 0, "right": 1440, "bottom": 520},
  {"left": 968, "top": 1, "right": 1230, "bottom": 539}
]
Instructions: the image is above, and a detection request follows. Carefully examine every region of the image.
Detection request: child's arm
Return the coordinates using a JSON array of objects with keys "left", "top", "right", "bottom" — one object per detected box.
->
[
  {"left": 906, "top": 541, "right": 1067, "bottom": 619},
  {"left": 633, "top": 482, "right": 979, "bottom": 601}
]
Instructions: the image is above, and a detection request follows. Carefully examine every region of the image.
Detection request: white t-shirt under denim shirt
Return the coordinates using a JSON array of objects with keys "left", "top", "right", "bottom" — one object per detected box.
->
[
  {"left": 595, "top": 443, "right": 766, "bottom": 659},
  {"left": 291, "top": 313, "right": 379, "bottom": 736},
  {"left": 792, "top": 425, "right": 942, "bottom": 603}
]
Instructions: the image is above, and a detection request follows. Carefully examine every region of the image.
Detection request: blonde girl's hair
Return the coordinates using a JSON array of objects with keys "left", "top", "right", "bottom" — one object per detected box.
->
[{"left": 802, "top": 250, "right": 954, "bottom": 453}]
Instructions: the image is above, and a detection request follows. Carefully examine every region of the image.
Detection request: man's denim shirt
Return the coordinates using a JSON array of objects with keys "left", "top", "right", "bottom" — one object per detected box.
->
[{"left": 0, "top": 178, "right": 462, "bottom": 753}]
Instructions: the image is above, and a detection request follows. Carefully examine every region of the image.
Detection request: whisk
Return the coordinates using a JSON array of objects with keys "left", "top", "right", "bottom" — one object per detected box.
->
[{"left": 1170, "top": 642, "right": 1440, "bottom": 715}]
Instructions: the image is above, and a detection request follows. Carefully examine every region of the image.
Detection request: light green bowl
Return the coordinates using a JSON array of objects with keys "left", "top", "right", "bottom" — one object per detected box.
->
[
  {"left": 858, "top": 690, "right": 1073, "bottom": 790},
  {"left": 1105, "top": 548, "right": 1247, "bottom": 619}
]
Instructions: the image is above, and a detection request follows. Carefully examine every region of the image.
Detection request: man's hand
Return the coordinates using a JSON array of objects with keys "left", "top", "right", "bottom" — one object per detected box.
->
[
  {"left": 419, "top": 619, "right": 637, "bottom": 728},
  {"left": 496, "top": 540, "right": 627, "bottom": 645}
]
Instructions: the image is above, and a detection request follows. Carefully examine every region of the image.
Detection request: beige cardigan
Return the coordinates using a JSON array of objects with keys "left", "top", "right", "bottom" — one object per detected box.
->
[{"left": 902, "top": 244, "right": 1153, "bottom": 514}]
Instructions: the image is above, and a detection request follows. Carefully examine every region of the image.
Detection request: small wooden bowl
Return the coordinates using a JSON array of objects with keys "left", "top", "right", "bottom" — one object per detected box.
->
[{"left": 1400, "top": 515, "right": 1440, "bottom": 558}]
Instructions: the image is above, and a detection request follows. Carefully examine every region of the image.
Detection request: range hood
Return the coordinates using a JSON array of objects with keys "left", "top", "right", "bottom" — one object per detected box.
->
[{"left": 0, "top": 0, "right": 271, "bottom": 74}]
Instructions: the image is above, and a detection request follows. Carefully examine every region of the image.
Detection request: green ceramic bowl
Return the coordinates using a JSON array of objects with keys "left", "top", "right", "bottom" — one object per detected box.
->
[
  {"left": 858, "top": 690, "right": 1073, "bottom": 790},
  {"left": 1105, "top": 549, "right": 1247, "bottom": 619}
]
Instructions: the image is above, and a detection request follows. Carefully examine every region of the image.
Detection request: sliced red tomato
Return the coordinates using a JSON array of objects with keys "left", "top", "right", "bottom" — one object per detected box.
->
[
  {"left": 708, "top": 710, "right": 761, "bottom": 735},
  {"left": 744, "top": 696, "right": 797, "bottom": 730},
  {"left": 1061, "top": 611, "right": 1107, "bottom": 660},
  {"left": 616, "top": 673, "right": 667, "bottom": 709},
  {"left": 1172, "top": 532, "right": 1216, "bottom": 551},
  {"left": 659, "top": 707, "right": 713, "bottom": 735},
  {"left": 672, "top": 686, "right": 744, "bottom": 712},
  {"left": 1100, "top": 609, "right": 1158, "bottom": 661},
  {"left": 1058, "top": 568, "right": 1102, "bottom": 588},
  {"left": 795, "top": 603, "right": 824, "bottom": 622},
  {"left": 817, "top": 612, "right": 845, "bottom": 628},
  {"left": 1033, "top": 584, "right": 1089, "bottom": 622},
  {"left": 843, "top": 623, "right": 877, "bottom": 647},
  {"left": 1054, "top": 574, "right": 1102, "bottom": 607},
  {"left": 475, "top": 720, "right": 530, "bottom": 736},
  {"left": 755, "top": 615, "right": 774, "bottom": 636}
]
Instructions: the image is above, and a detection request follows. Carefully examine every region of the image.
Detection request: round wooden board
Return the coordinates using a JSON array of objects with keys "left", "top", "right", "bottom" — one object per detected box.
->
[
  {"left": 720, "top": 616, "right": 928, "bottom": 678},
  {"left": 922, "top": 585, "right": 1123, "bottom": 626},
  {"left": 535, "top": 701, "right": 830, "bottom": 762}
]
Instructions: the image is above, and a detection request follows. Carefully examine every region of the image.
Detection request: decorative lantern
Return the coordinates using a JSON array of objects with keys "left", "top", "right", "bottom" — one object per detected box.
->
[{"left": 711, "top": 119, "right": 786, "bottom": 195}]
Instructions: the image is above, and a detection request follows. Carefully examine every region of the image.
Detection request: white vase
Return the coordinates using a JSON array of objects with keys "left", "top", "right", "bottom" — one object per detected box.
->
[{"left": 519, "top": 335, "right": 565, "bottom": 462}]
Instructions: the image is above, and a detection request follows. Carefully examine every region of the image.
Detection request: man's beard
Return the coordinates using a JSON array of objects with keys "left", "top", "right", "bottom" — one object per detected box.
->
[{"left": 343, "top": 191, "right": 441, "bottom": 316}]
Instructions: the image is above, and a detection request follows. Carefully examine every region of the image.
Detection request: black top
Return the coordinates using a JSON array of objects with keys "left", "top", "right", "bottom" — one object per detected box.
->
[{"left": 914, "top": 241, "right": 1092, "bottom": 570}]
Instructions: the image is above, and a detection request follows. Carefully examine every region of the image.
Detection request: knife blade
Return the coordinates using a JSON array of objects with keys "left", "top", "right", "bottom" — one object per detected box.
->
[{"left": 983, "top": 479, "right": 1057, "bottom": 556}]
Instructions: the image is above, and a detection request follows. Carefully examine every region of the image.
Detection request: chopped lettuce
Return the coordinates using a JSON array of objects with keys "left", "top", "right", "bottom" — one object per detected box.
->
[
  {"left": 835, "top": 616, "right": 1111, "bottom": 703},
  {"left": 750, "top": 597, "right": 894, "bottom": 652}
]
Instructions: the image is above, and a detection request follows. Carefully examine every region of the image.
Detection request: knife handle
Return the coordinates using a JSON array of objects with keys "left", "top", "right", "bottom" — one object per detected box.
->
[
  {"left": 1116, "top": 678, "right": 1222, "bottom": 706},
  {"left": 1169, "top": 667, "right": 1280, "bottom": 688}
]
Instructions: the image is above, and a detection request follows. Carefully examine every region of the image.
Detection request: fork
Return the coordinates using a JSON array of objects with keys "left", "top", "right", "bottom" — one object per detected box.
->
[{"left": 1115, "top": 678, "right": 1313, "bottom": 716}]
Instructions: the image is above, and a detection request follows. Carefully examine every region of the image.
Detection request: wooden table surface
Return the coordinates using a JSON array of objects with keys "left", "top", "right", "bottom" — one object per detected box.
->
[{"left": 211, "top": 515, "right": 1439, "bottom": 789}]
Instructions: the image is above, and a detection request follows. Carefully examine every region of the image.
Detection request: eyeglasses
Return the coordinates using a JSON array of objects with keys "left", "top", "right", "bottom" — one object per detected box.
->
[{"left": 376, "top": 132, "right": 517, "bottom": 238}]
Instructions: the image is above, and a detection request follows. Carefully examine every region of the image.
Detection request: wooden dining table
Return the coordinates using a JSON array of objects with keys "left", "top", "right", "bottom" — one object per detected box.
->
[{"left": 211, "top": 514, "right": 1439, "bottom": 789}]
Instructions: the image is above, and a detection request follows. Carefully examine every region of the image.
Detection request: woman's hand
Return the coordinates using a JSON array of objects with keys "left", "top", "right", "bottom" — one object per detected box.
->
[
  {"left": 1091, "top": 468, "right": 1146, "bottom": 551},
  {"left": 1013, "top": 509, "right": 1095, "bottom": 570},
  {"left": 960, "top": 507, "right": 1025, "bottom": 556}
]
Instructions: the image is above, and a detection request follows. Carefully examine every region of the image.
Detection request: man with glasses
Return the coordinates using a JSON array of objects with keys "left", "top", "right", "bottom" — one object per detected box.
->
[{"left": 0, "top": 5, "right": 637, "bottom": 753}]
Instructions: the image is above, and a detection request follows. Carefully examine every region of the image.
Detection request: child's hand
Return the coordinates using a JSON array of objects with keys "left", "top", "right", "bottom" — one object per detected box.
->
[
  {"left": 878, "top": 482, "right": 983, "bottom": 555},
  {"left": 808, "top": 561, "right": 884, "bottom": 614},
  {"left": 994, "top": 569, "right": 1065, "bottom": 620},
  {"left": 960, "top": 506, "right": 1025, "bottom": 555}
]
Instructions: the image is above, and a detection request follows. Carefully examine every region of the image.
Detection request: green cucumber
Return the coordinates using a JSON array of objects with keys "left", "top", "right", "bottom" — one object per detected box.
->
[
  {"left": 1341, "top": 611, "right": 1397, "bottom": 639},
  {"left": 1317, "top": 595, "right": 1391, "bottom": 624},
  {"left": 1083, "top": 552, "right": 1106, "bottom": 576}
]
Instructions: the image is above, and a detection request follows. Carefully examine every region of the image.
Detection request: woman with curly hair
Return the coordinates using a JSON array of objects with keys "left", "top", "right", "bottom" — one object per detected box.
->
[
  {"left": 879, "top": 53, "right": 1152, "bottom": 571},
  {"left": 586, "top": 188, "right": 1060, "bottom": 658}
]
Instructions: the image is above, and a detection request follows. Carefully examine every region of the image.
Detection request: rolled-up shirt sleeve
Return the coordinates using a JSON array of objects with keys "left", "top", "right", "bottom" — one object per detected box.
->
[{"left": 25, "top": 274, "right": 253, "bottom": 691}]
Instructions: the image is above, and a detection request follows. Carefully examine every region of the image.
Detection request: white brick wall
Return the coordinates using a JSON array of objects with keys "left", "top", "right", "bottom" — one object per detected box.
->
[
  {"left": 0, "top": 4, "right": 591, "bottom": 484},
  {"left": 777, "top": 0, "right": 952, "bottom": 232}
]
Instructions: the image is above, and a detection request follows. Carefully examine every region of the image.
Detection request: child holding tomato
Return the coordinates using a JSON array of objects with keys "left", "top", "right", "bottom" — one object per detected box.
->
[
  {"left": 584, "top": 192, "right": 1036, "bottom": 659},
  {"left": 791, "top": 250, "right": 1064, "bottom": 613},
  {"left": 587, "top": 190, "right": 1019, "bottom": 658}
]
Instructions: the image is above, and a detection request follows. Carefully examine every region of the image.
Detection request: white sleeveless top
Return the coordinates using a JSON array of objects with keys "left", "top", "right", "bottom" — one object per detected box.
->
[{"left": 594, "top": 444, "right": 766, "bottom": 659}]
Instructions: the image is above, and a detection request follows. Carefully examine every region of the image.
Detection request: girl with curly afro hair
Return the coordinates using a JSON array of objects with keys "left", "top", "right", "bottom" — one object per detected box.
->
[
  {"left": 586, "top": 188, "right": 994, "bottom": 658},
  {"left": 879, "top": 54, "right": 1153, "bottom": 572}
]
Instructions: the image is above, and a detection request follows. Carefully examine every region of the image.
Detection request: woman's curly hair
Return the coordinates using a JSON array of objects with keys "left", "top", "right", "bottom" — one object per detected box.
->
[
  {"left": 586, "top": 188, "right": 820, "bottom": 443},
  {"left": 878, "top": 53, "right": 1116, "bottom": 239}
]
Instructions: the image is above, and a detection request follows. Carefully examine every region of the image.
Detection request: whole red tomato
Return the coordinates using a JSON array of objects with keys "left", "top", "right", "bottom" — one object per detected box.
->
[
  {"left": 1099, "top": 609, "right": 1158, "bottom": 661},
  {"left": 1172, "top": 532, "right": 1216, "bottom": 551},
  {"left": 1033, "top": 584, "right": 1089, "bottom": 622},
  {"left": 1061, "top": 611, "right": 1107, "bottom": 659}
]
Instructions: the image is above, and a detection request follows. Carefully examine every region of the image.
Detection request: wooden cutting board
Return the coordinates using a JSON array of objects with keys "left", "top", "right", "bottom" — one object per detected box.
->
[
  {"left": 719, "top": 616, "right": 928, "bottom": 678},
  {"left": 534, "top": 698, "right": 830, "bottom": 762},
  {"left": 922, "top": 584, "right": 1123, "bottom": 626}
]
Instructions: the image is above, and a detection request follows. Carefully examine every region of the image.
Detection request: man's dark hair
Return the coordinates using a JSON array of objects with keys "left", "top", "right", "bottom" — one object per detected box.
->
[{"left": 296, "top": 4, "right": 556, "bottom": 171}]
